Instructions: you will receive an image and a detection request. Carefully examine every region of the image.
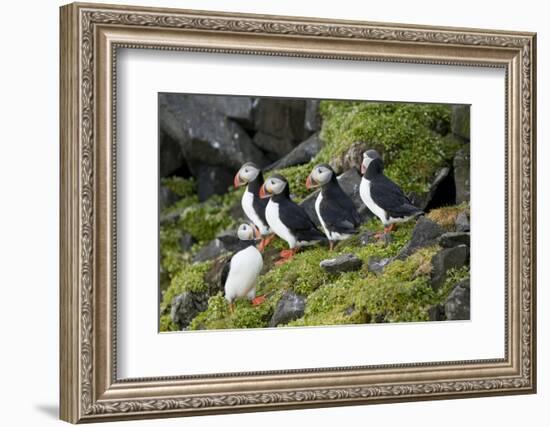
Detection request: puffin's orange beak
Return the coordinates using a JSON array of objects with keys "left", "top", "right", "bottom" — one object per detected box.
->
[
  {"left": 252, "top": 225, "right": 261, "bottom": 239},
  {"left": 234, "top": 171, "right": 243, "bottom": 188},
  {"left": 305, "top": 174, "right": 316, "bottom": 189},
  {"left": 259, "top": 184, "right": 269, "bottom": 199},
  {"left": 360, "top": 162, "right": 366, "bottom": 175}
]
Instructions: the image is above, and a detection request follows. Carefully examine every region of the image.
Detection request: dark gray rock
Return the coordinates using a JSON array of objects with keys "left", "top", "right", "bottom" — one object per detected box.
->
[
  {"left": 444, "top": 278, "right": 470, "bottom": 320},
  {"left": 265, "top": 133, "right": 322, "bottom": 171},
  {"left": 453, "top": 147, "right": 470, "bottom": 204},
  {"left": 159, "top": 185, "right": 180, "bottom": 211},
  {"left": 451, "top": 105, "right": 470, "bottom": 141},
  {"left": 197, "top": 95, "right": 255, "bottom": 128},
  {"left": 359, "top": 230, "right": 377, "bottom": 246},
  {"left": 194, "top": 164, "right": 235, "bottom": 201},
  {"left": 178, "top": 233, "right": 196, "bottom": 252},
  {"left": 192, "top": 239, "right": 228, "bottom": 263},
  {"left": 160, "top": 208, "right": 184, "bottom": 226},
  {"left": 215, "top": 230, "right": 242, "bottom": 252},
  {"left": 300, "top": 168, "right": 372, "bottom": 226},
  {"left": 253, "top": 132, "right": 297, "bottom": 160},
  {"left": 253, "top": 98, "right": 308, "bottom": 143},
  {"left": 455, "top": 211, "right": 470, "bottom": 232},
  {"left": 170, "top": 291, "right": 209, "bottom": 329},
  {"left": 159, "top": 93, "right": 269, "bottom": 178},
  {"left": 269, "top": 292, "right": 306, "bottom": 327},
  {"left": 320, "top": 253, "right": 363, "bottom": 274},
  {"left": 304, "top": 99, "right": 322, "bottom": 132},
  {"left": 367, "top": 257, "right": 392, "bottom": 275},
  {"left": 414, "top": 167, "right": 456, "bottom": 211},
  {"left": 438, "top": 232, "right": 470, "bottom": 248},
  {"left": 430, "top": 245, "right": 470, "bottom": 290},
  {"left": 159, "top": 130, "right": 187, "bottom": 178},
  {"left": 396, "top": 217, "right": 445, "bottom": 260},
  {"left": 428, "top": 304, "right": 445, "bottom": 321}
]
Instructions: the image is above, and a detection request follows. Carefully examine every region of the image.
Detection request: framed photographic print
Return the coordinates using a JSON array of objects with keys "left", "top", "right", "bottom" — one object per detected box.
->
[{"left": 59, "top": 2, "right": 537, "bottom": 423}]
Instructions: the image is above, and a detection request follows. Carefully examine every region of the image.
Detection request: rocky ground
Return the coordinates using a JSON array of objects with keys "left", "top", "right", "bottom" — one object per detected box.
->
[{"left": 158, "top": 96, "right": 471, "bottom": 332}]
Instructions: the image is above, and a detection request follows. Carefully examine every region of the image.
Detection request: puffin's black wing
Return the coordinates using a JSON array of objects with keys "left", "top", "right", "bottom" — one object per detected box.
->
[
  {"left": 252, "top": 194, "right": 269, "bottom": 224},
  {"left": 278, "top": 198, "right": 325, "bottom": 241},
  {"left": 370, "top": 175, "right": 423, "bottom": 218},
  {"left": 220, "top": 257, "right": 232, "bottom": 293},
  {"left": 320, "top": 185, "right": 361, "bottom": 233}
]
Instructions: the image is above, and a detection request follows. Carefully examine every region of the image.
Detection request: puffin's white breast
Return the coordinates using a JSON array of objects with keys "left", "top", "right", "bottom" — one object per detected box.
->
[
  {"left": 359, "top": 178, "right": 388, "bottom": 225},
  {"left": 265, "top": 199, "right": 297, "bottom": 248},
  {"left": 224, "top": 245, "right": 263, "bottom": 302},
  {"left": 241, "top": 190, "right": 269, "bottom": 235}
]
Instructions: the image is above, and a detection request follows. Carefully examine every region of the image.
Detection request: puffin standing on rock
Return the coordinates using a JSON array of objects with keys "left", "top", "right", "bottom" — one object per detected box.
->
[
  {"left": 359, "top": 149, "right": 423, "bottom": 237},
  {"left": 222, "top": 223, "right": 265, "bottom": 312},
  {"left": 260, "top": 174, "right": 325, "bottom": 264},
  {"left": 306, "top": 164, "right": 361, "bottom": 250},
  {"left": 234, "top": 162, "right": 274, "bottom": 251}
]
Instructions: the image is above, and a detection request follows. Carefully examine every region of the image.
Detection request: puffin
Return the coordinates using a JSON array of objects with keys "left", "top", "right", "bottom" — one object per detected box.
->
[
  {"left": 359, "top": 149, "right": 423, "bottom": 236},
  {"left": 234, "top": 162, "right": 274, "bottom": 251},
  {"left": 306, "top": 163, "right": 361, "bottom": 250},
  {"left": 222, "top": 223, "right": 265, "bottom": 312},
  {"left": 259, "top": 174, "right": 325, "bottom": 264}
]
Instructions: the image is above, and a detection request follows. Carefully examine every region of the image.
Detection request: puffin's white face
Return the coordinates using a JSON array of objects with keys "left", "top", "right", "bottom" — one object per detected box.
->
[
  {"left": 262, "top": 176, "right": 287, "bottom": 197},
  {"left": 361, "top": 150, "right": 381, "bottom": 175},
  {"left": 237, "top": 223, "right": 260, "bottom": 241},
  {"left": 307, "top": 164, "right": 333, "bottom": 188},
  {"left": 237, "top": 164, "right": 260, "bottom": 185}
]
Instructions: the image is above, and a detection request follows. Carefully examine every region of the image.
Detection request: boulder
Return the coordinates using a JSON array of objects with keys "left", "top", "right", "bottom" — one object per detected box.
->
[
  {"left": 178, "top": 233, "right": 196, "bottom": 252},
  {"left": 300, "top": 168, "right": 372, "bottom": 226},
  {"left": 269, "top": 292, "right": 306, "bottom": 327},
  {"left": 451, "top": 105, "right": 470, "bottom": 141},
  {"left": 304, "top": 99, "right": 322, "bottom": 132},
  {"left": 367, "top": 257, "right": 392, "bottom": 275},
  {"left": 159, "top": 94, "right": 269, "bottom": 194},
  {"left": 253, "top": 132, "right": 296, "bottom": 161},
  {"left": 430, "top": 245, "right": 470, "bottom": 290},
  {"left": 159, "top": 130, "right": 187, "bottom": 178},
  {"left": 159, "top": 185, "right": 180, "bottom": 211},
  {"left": 453, "top": 147, "right": 470, "bottom": 204},
  {"left": 170, "top": 291, "right": 209, "bottom": 329},
  {"left": 264, "top": 133, "right": 322, "bottom": 171},
  {"left": 438, "top": 232, "right": 470, "bottom": 248},
  {"left": 396, "top": 217, "right": 445, "bottom": 260},
  {"left": 444, "top": 278, "right": 470, "bottom": 320},
  {"left": 415, "top": 167, "right": 457, "bottom": 211},
  {"left": 455, "top": 211, "right": 470, "bottom": 232},
  {"left": 428, "top": 304, "right": 445, "bottom": 321},
  {"left": 194, "top": 164, "right": 235, "bottom": 201},
  {"left": 195, "top": 95, "right": 255, "bottom": 129},
  {"left": 320, "top": 253, "right": 363, "bottom": 274},
  {"left": 192, "top": 239, "right": 228, "bottom": 263}
]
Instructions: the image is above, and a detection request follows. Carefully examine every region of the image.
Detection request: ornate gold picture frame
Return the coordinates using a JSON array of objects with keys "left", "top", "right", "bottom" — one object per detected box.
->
[{"left": 60, "top": 2, "right": 536, "bottom": 423}]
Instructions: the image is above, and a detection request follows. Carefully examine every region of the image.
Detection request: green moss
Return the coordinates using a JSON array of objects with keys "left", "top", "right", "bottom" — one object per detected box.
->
[
  {"left": 160, "top": 314, "right": 179, "bottom": 332},
  {"left": 189, "top": 294, "right": 274, "bottom": 330},
  {"left": 161, "top": 176, "right": 197, "bottom": 198},
  {"left": 436, "top": 265, "right": 470, "bottom": 302},
  {"left": 161, "top": 261, "right": 212, "bottom": 314},
  {"left": 317, "top": 101, "right": 455, "bottom": 194}
]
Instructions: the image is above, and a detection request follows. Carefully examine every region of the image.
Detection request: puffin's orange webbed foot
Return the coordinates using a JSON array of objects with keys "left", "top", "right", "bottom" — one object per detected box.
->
[{"left": 251, "top": 295, "right": 266, "bottom": 306}]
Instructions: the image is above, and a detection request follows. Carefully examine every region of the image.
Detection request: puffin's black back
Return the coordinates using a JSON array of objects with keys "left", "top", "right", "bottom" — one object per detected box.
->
[
  {"left": 247, "top": 172, "right": 268, "bottom": 224},
  {"left": 369, "top": 173, "right": 423, "bottom": 218},
  {"left": 273, "top": 186, "right": 325, "bottom": 242},
  {"left": 319, "top": 175, "right": 361, "bottom": 233}
]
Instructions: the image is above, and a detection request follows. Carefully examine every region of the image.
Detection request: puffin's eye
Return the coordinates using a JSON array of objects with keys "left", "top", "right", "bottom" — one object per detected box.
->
[{"left": 317, "top": 168, "right": 322, "bottom": 174}]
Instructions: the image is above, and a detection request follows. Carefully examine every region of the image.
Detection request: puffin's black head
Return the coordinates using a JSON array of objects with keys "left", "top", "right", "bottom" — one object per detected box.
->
[
  {"left": 361, "top": 150, "right": 384, "bottom": 177},
  {"left": 234, "top": 162, "right": 262, "bottom": 188},
  {"left": 237, "top": 223, "right": 261, "bottom": 241},
  {"left": 306, "top": 163, "right": 336, "bottom": 189},
  {"left": 259, "top": 174, "right": 289, "bottom": 199}
]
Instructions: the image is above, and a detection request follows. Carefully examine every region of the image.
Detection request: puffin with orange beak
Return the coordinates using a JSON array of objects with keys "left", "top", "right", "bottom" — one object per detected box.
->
[
  {"left": 359, "top": 149, "right": 423, "bottom": 237},
  {"left": 222, "top": 223, "right": 265, "bottom": 311},
  {"left": 306, "top": 164, "right": 361, "bottom": 250},
  {"left": 233, "top": 162, "right": 274, "bottom": 251},
  {"left": 260, "top": 174, "right": 325, "bottom": 264}
]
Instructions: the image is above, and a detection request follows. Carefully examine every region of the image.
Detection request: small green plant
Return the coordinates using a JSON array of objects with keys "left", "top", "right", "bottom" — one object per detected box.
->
[{"left": 161, "top": 261, "right": 212, "bottom": 314}]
